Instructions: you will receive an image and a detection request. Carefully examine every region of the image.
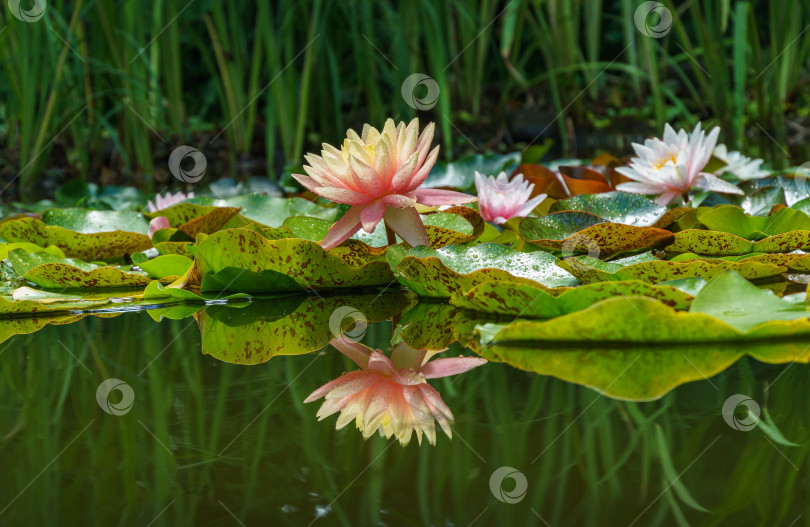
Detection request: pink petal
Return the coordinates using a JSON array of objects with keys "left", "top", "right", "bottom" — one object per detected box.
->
[
  {"left": 383, "top": 206, "right": 429, "bottom": 247},
  {"left": 411, "top": 188, "right": 477, "bottom": 207},
  {"left": 314, "top": 187, "right": 373, "bottom": 206},
  {"left": 292, "top": 173, "right": 321, "bottom": 192},
  {"left": 405, "top": 145, "right": 440, "bottom": 190},
  {"left": 148, "top": 216, "right": 171, "bottom": 239},
  {"left": 320, "top": 206, "right": 363, "bottom": 250},
  {"left": 360, "top": 199, "right": 386, "bottom": 233},
  {"left": 382, "top": 194, "right": 417, "bottom": 208},
  {"left": 329, "top": 337, "right": 373, "bottom": 369},
  {"left": 420, "top": 357, "right": 487, "bottom": 378}
]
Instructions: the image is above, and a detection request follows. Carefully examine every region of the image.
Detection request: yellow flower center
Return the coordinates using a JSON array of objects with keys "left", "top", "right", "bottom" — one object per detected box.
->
[{"left": 653, "top": 153, "right": 679, "bottom": 170}]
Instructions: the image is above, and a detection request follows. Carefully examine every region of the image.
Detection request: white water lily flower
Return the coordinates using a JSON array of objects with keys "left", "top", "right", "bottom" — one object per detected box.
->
[
  {"left": 616, "top": 123, "right": 744, "bottom": 206},
  {"left": 713, "top": 144, "right": 770, "bottom": 180},
  {"left": 474, "top": 171, "right": 546, "bottom": 224}
]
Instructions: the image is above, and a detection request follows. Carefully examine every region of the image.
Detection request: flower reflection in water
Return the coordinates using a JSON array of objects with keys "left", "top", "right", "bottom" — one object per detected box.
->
[{"left": 305, "top": 338, "right": 486, "bottom": 446}]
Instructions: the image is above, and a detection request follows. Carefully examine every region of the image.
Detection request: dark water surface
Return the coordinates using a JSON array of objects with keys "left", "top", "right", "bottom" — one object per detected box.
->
[{"left": 1, "top": 295, "right": 808, "bottom": 526}]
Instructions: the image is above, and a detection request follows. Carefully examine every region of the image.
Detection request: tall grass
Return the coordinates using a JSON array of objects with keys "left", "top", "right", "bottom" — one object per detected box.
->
[{"left": 0, "top": 0, "right": 808, "bottom": 197}]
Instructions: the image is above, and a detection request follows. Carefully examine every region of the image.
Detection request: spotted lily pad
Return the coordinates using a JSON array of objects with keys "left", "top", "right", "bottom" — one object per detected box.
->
[
  {"left": 558, "top": 252, "right": 785, "bottom": 284},
  {"left": 7, "top": 249, "right": 154, "bottom": 289},
  {"left": 450, "top": 278, "right": 700, "bottom": 317},
  {"left": 474, "top": 271, "right": 810, "bottom": 345},
  {"left": 0, "top": 217, "right": 151, "bottom": 260},
  {"left": 144, "top": 204, "right": 241, "bottom": 237},
  {"left": 697, "top": 205, "right": 810, "bottom": 239},
  {"left": 474, "top": 340, "right": 808, "bottom": 401},
  {"left": 520, "top": 212, "right": 674, "bottom": 255},
  {"left": 194, "top": 292, "right": 412, "bottom": 365},
  {"left": 190, "top": 194, "right": 343, "bottom": 228},
  {"left": 667, "top": 229, "right": 810, "bottom": 255},
  {"left": 42, "top": 208, "right": 149, "bottom": 234},
  {"left": 387, "top": 243, "right": 578, "bottom": 298},
  {"left": 550, "top": 192, "right": 689, "bottom": 228},
  {"left": 0, "top": 242, "right": 65, "bottom": 260},
  {"left": 194, "top": 228, "right": 393, "bottom": 293}
]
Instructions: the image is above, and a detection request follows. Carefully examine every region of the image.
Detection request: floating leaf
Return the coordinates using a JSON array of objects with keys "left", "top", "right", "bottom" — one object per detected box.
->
[
  {"left": 190, "top": 194, "right": 343, "bottom": 228},
  {"left": 387, "top": 243, "right": 578, "bottom": 298},
  {"left": 450, "top": 279, "right": 698, "bottom": 317},
  {"left": 136, "top": 255, "right": 193, "bottom": 279},
  {"left": 423, "top": 152, "right": 520, "bottom": 190},
  {"left": 8, "top": 249, "right": 154, "bottom": 289},
  {"left": 0, "top": 217, "right": 151, "bottom": 260},
  {"left": 0, "top": 242, "right": 65, "bottom": 260},
  {"left": 550, "top": 192, "right": 689, "bottom": 228},
  {"left": 559, "top": 253, "right": 784, "bottom": 284},
  {"left": 697, "top": 205, "right": 810, "bottom": 239},
  {"left": 195, "top": 228, "right": 393, "bottom": 293},
  {"left": 42, "top": 208, "right": 149, "bottom": 234},
  {"left": 520, "top": 212, "right": 674, "bottom": 255},
  {"left": 195, "top": 292, "right": 412, "bottom": 365},
  {"left": 667, "top": 229, "right": 810, "bottom": 255}
]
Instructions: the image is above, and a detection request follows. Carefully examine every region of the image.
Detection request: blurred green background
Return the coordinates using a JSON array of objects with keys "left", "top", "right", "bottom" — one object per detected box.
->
[{"left": 0, "top": 0, "right": 808, "bottom": 197}]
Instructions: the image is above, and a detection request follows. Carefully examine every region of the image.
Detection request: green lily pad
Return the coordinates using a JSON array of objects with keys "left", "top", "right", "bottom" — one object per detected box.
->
[
  {"left": 387, "top": 243, "right": 578, "bottom": 298},
  {"left": 0, "top": 242, "right": 65, "bottom": 260},
  {"left": 450, "top": 279, "right": 699, "bottom": 317},
  {"left": 0, "top": 217, "right": 152, "bottom": 260},
  {"left": 550, "top": 192, "right": 689, "bottom": 228},
  {"left": 7, "top": 249, "right": 153, "bottom": 289},
  {"left": 667, "top": 229, "right": 810, "bottom": 255},
  {"left": 136, "top": 254, "right": 193, "bottom": 279},
  {"left": 144, "top": 204, "right": 241, "bottom": 237},
  {"left": 697, "top": 205, "right": 810, "bottom": 239},
  {"left": 475, "top": 340, "right": 808, "bottom": 401},
  {"left": 520, "top": 212, "right": 674, "bottom": 255},
  {"left": 195, "top": 228, "right": 394, "bottom": 293},
  {"left": 190, "top": 194, "right": 343, "bottom": 228},
  {"left": 423, "top": 152, "right": 520, "bottom": 190},
  {"left": 42, "top": 208, "right": 149, "bottom": 234},
  {"left": 558, "top": 252, "right": 785, "bottom": 284},
  {"left": 194, "top": 292, "right": 412, "bottom": 365},
  {"left": 153, "top": 241, "right": 196, "bottom": 258}
]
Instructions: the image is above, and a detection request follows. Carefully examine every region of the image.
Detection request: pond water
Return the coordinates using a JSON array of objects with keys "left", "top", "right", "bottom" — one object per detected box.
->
[{"left": 1, "top": 294, "right": 807, "bottom": 526}]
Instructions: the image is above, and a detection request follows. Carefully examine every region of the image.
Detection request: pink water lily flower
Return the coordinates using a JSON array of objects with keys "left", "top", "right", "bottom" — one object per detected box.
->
[
  {"left": 147, "top": 216, "right": 171, "bottom": 239},
  {"left": 475, "top": 171, "right": 546, "bottom": 224},
  {"left": 616, "top": 123, "right": 743, "bottom": 205},
  {"left": 294, "top": 119, "right": 476, "bottom": 250},
  {"left": 305, "top": 338, "right": 486, "bottom": 446},
  {"left": 146, "top": 190, "right": 195, "bottom": 213}
]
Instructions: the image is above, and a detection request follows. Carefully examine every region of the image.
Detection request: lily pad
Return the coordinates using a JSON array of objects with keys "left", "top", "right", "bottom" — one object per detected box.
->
[
  {"left": 194, "top": 228, "right": 393, "bottom": 293},
  {"left": 194, "top": 292, "right": 412, "bottom": 365},
  {"left": 7, "top": 249, "right": 154, "bottom": 289},
  {"left": 136, "top": 254, "right": 193, "bottom": 279},
  {"left": 550, "top": 192, "right": 689, "bottom": 228},
  {"left": 450, "top": 279, "right": 698, "bottom": 317},
  {"left": 475, "top": 341, "right": 808, "bottom": 401},
  {"left": 190, "top": 194, "right": 343, "bottom": 228},
  {"left": 387, "top": 243, "right": 578, "bottom": 298},
  {"left": 520, "top": 212, "right": 674, "bottom": 255},
  {"left": 558, "top": 252, "right": 785, "bottom": 284},
  {"left": 144, "top": 204, "right": 241, "bottom": 237},
  {"left": 42, "top": 208, "right": 149, "bottom": 234},
  {"left": 0, "top": 217, "right": 152, "bottom": 260},
  {"left": 697, "top": 205, "right": 810, "bottom": 239}
]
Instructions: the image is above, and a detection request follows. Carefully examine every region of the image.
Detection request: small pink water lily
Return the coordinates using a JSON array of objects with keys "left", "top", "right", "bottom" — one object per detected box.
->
[
  {"left": 475, "top": 171, "right": 546, "bottom": 224},
  {"left": 147, "top": 216, "right": 171, "bottom": 239},
  {"left": 305, "top": 338, "right": 486, "bottom": 446},
  {"left": 616, "top": 123, "right": 743, "bottom": 205},
  {"left": 146, "top": 190, "right": 194, "bottom": 213},
  {"left": 294, "top": 119, "right": 476, "bottom": 250}
]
